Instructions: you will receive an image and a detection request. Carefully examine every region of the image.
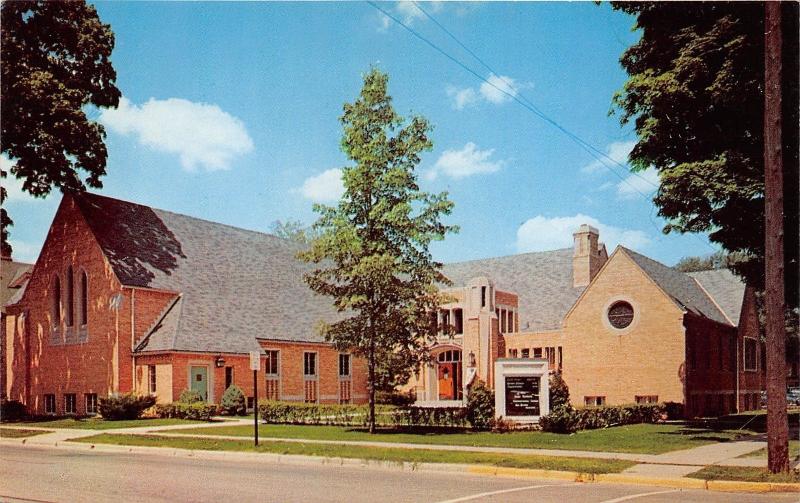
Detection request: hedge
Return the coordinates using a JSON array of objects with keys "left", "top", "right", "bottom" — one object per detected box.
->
[
  {"left": 98, "top": 393, "right": 157, "bottom": 420},
  {"left": 258, "top": 401, "right": 470, "bottom": 428},
  {"left": 0, "top": 399, "right": 27, "bottom": 421},
  {"left": 539, "top": 403, "right": 666, "bottom": 433},
  {"left": 155, "top": 402, "right": 219, "bottom": 421}
]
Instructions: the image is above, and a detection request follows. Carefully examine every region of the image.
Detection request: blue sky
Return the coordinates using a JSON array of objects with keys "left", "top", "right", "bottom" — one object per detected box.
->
[{"left": 4, "top": 1, "right": 719, "bottom": 266}]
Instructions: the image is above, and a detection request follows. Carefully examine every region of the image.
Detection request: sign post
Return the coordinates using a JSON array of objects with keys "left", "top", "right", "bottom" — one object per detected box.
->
[{"left": 249, "top": 351, "right": 261, "bottom": 446}]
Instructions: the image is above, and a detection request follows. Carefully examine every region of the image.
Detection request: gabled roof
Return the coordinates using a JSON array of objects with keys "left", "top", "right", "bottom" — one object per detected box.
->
[
  {"left": 442, "top": 249, "right": 583, "bottom": 332},
  {"left": 2, "top": 259, "right": 33, "bottom": 310},
  {"left": 622, "top": 248, "right": 731, "bottom": 325},
  {"left": 688, "top": 269, "right": 747, "bottom": 325},
  {"left": 72, "top": 192, "right": 343, "bottom": 353}
]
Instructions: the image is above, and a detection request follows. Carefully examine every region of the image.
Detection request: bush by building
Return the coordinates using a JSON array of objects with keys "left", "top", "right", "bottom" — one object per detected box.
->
[
  {"left": 539, "top": 403, "right": 666, "bottom": 433},
  {"left": 219, "top": 385, "right": 247, "bottom": 416},
  {"left": 549, "top": 372, "right": 570, "bottom": 409},
  {"left": 465, "top": 380, "right": 495, "bottom": 430},
  {"left": 0, "top": 399, "right": 27, "bottom": 422},
  {"left": 154, "top": 402, "right": 218, "bottom": 421},
  {"left": 375, "top": 389, "right": 416, "bottom": 407},
  {"left": 178, "top": 389, "right": 204, "bottom": 404},
  {"left": 98, "top": 393, "right": 156, "bottom": 420},
  {"left": 258, "top": 401, "right": 471, "bottom": 428}
]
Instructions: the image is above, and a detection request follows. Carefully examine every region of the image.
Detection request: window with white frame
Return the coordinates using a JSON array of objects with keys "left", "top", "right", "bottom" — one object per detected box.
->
[
  {"left": 85, "top": 393, "right": 98, "bottom": 415},
  {"left": 64, "top": 393, "right": 77, "bottom": 414},
  {"left": 265, "top": 350, "right": 279, "bottom": 376},
  {"left": 338, "top": 354, "right": 351, "bottom": 378},
  {"left": 44, "top": 394, "right": 56, "bottom": 414},
  {"left": 303, "top": 352, "right": 317, "bottom": 377},
  {"left": 148, "top": 365, "right": 157, "bottom": 394},
  {"left": 584, "top": 396, "right": 606, "bottom": 407},
  {"left": 635, "top": 395, "right": 658, "bottom": 404}
]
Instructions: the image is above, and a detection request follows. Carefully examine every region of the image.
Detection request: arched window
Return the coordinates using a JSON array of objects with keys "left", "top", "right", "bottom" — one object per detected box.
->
[
  {"left": 65, "top": 266, "right": 74, "bottom": 327},
  {"left": 51, "top": 275, "right": 61, "bottom": 327},
  {"left": 79, "top": 270, "right": 88, "bottom": 326}
]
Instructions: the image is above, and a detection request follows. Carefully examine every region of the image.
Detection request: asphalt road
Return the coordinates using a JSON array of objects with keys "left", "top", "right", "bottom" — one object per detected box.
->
[{"left": 0, "top": 445, "right": 795, "bottom": 503}]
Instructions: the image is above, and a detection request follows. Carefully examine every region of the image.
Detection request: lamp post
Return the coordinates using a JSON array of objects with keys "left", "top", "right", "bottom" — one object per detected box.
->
[{"left": 249, "top": 351, "right": 260, "bottom": 446}]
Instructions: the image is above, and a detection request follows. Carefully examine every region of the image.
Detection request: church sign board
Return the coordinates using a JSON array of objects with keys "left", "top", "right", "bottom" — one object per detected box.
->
[{"left": 494, "top": 359, "right": 549, "bottom": 424}]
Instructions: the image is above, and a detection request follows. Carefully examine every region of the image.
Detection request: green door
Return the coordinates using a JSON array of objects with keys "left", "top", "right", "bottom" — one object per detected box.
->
[{"left": 191, "top": 366, "right": 208, "bottom": 401}]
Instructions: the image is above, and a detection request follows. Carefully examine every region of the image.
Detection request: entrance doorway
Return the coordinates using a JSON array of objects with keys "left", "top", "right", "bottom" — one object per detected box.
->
[
  {"left": 437, "top": 349, "right": 462, "bottom": 400},
  {"left": 190, "top": 365, "right": 208, "bottom": 401}
]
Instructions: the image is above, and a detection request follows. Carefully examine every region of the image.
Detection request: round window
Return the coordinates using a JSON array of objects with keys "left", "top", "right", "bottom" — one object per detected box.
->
[{"left": 607, "top": 301, "right": 634, "bottom": 329}]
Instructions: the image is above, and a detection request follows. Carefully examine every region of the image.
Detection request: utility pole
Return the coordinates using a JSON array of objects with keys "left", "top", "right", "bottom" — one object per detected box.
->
[{"left": 764, "top": 1, "right": 789, "bottom": 474}]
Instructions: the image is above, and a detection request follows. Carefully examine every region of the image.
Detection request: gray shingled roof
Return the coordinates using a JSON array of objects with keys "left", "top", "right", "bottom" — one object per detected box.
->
[
  {"left": 622, "top": 248, "right": 731, "bottom": 325},
  {"left": 442, "top": 249, "right": 583, "bottom": 332},
  {"left": 73, "top": 192, "right": 342, "bottom": 353},
  {"left": 688, "top": 269, "right": 746, "bottom": 325},
  {"left": 2, "top": 260, "right": 32, "bottom": 310}
]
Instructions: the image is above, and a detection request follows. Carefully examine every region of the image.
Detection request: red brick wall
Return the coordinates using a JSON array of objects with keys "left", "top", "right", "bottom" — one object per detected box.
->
[
  {"left": 735, "top": 286, "right": 765, "bottom": 411},
  {"left": 684, "top": 314, "right": 738, "bottom": 417},
  {"left": 8, "top": 197, "right": 136, "bottom": 415}
]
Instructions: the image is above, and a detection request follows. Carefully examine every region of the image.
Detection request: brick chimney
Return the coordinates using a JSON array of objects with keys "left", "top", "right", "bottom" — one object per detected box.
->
[{"left": 572, "top": 224, "right": 607, "bottom": 287}]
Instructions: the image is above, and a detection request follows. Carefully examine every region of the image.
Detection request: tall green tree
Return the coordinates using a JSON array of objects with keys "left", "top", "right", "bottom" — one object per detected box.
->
[
  {"left": 300, "top": 68, "right": 457, "bottom": 433},
  {"left": 1, "top": 0, "right": 120, "bottom": 257},
  {"left": 269, "top": 219, "right": 317, "bottom": 245},
  {"left": 611, "top": 2, "right": 799, "bottom": 473}
]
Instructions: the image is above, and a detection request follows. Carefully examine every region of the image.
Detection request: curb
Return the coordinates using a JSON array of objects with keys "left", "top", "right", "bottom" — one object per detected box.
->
[{"left": 2, "top": 437, "right": 797, "bottom": 494}]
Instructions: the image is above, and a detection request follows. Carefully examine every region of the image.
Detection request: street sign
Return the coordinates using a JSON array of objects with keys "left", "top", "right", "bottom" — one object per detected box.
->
[{"left": 249, "top": 351, "right": 261, "bottom": 371}]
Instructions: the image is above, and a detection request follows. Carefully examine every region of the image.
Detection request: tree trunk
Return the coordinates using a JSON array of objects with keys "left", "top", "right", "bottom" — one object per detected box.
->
[
  {"left": 368, "top": 319, "right": 376, "bottom": 434},
  {"left": 764, "top": 1, "right": 790, "bottom": 474}
]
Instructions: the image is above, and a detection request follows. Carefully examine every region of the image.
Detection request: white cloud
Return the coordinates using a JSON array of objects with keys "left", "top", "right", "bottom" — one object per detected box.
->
[
  {"left": 446, "top": 86, "right": 478, "bottom": 110},
  {"left": 447, "top": 74, "right": 526, "bottom": 110},
  {"left": 296, "top": 168, "right": 345, "bottom": 203},
  {"left": 8, "top": 239, "right": 41, "bottom": 263},
  {"left": 376, "top": 2, "right": 443, "bottom": 30},
  {"left": 581, "top": 141, "right": 636, "bottom": 175},
  {"left": 480, "top": 74, "right": 519, "bottom": 104},
  {"left": 515, "top": 214, "right": 651, "bottom": 253},
  {"left": 616, "top": 167, "right": 660, "bottom": 200},
  {"left": 425, "top": 143, "right": 505, "bottom": 181},
  {"left": 100, "top": 97, "right": 254, "bottom": 172}
]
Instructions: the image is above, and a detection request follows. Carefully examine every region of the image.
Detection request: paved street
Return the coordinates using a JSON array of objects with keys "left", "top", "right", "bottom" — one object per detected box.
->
[{"left": 0, "top": 444, "right": 795, "bottom": 503}]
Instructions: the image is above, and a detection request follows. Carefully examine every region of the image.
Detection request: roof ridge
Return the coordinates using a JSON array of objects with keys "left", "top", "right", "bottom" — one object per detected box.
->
[
  {"left": 77, "top": 191, "right": 300, "bottom": 246},
  {"left": 447, "top": 247, "right": 573, "bottom": 266}
]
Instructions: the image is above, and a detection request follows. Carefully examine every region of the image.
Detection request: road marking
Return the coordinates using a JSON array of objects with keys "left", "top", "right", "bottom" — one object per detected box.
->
[
  {"left": 599, "top": 489, "right": 681, "bottom": 503},
  {"left": 434, "top": 483, "right": 573, "bottom": 503}
]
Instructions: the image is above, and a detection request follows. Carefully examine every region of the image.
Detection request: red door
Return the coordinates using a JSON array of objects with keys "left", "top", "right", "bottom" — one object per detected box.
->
[{"left": 438, "top": 363, "right": 454, "bottom": 400}]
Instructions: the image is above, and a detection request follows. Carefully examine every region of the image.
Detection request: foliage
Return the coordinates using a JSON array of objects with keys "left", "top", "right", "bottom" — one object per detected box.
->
[
  {"left": 219, "top": 385, "right": 247, "bottom": 416},
  {"left": 155, "top": 403, "right": 218, "bottom": 421},
  {"left": 549, "top": 372, "right": 571, "bottom": 410},
  {"left": 674, "top": 251, "right": 750, "bottom": 273},
  {"left": 258, "top": 401, "right": 469, "bottom": 428},
  {"left": 299, "top": 68, "right": 457, "bottom": 432},
  {"left": 178, "top": 389, "right": 204, "bottom": 404},
  {"left": 663, "top": 401, "right": 685, "bottom": 420},
  {"left": 1, "top": 0, "right": 121, "bottom": 255},
  {"left": 375, "top": 389, "right": 416, "bottom": 407},
  {"left": 539, "top": 403, "right": 666, "bottom": 434},
  {"left": 466, "top": 380, "right": 495, "bottom": 430},
  {"left": 269, "top": 219, "right": 317, "bottom": 244},
  {"left": 610, "top": 2, "right": 799, "bottom": 314},
  {"left": 0, "top": 399, "right": 28, "bottom": 422},
  {"left": 98, "top": 393, "right": 156, "bottom": 421}
]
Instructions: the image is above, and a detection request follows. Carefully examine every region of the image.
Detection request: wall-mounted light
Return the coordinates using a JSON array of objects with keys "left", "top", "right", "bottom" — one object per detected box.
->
[
  {"left": 215, "top": 356, "right": 225, "bottom": 368},
  {"left": 468, "top": 351, "right": 476, "bottom": 368}
]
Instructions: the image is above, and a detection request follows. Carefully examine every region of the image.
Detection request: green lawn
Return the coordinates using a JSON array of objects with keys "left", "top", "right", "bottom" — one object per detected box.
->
[
  {"left": 0, "top": 428, "right": 52, "bottom": 438},
  {"left": 687, "top": 465, "right": 800, "bottom": 484},
  {"left": 739, "top": 440, "right": 800, "bottom": 459},
  {"left": 72, "top": 433, "right": 634, "bottom": 474},
  {"left": 9, "top": 417, "right": 205, "bottom": 430},
  {"left": 158, "top": 422, "right": 755, "bottom": 455}
]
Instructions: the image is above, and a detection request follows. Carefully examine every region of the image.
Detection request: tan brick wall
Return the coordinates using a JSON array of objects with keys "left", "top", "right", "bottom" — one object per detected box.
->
[{"left": 561, "top": 250, "right": 687, "bottom": 407}]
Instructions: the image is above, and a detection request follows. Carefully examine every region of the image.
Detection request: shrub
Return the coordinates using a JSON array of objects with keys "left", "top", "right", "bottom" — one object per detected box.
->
[
  {"left": 664, "top": 401, "right": 684, "bottom": 420},
  {"left": 540, "top": 403, "right": 665, "bottom": 433},
  {"left": 549, "top": 372, "right": 570, "bottom": 409},
  {"left": 466, "top": 380, "right": 495, "bottom": 430},
  {"left": 0, "top": 399, "right": 27, "bottom": 422},
  {"left": 178, "top": 389, "right": 204, "bottom": 404},
  {"left": 375, "top": 389, "right": 416, "bottom": 407},
  {"left": 98, "top": 393, "right": 156, "bottom": 420},
  {"left": 155, "top": 402, "right": 218, "bottom": 421},
  {"left": 220, "top": 385, "right": 246, "bottom": 416}
]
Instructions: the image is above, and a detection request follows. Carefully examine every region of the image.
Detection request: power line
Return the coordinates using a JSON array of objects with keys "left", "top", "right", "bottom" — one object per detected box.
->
[{"left": 371, "top": 1, "right": 716, "bottom": 252}]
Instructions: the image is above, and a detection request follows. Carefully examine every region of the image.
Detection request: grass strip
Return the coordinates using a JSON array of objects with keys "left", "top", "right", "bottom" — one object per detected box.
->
[
  {"left": 687, "top": 465, "right": 800, "bottom": 483},
  {"left": 739, "top": 440, "right": 799, "bottom": 459},
  {"left": 71, "top": 433, "right": 635, "bottom": 474},
  {"left": 8, "top": 417, "right": 205, "bottom": 430},
  {"left": 158, "top": 422, "right": 754, "bottom": 455},
  {"left": 0, "top": 428, "right": 52, "bottom": 438}
]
